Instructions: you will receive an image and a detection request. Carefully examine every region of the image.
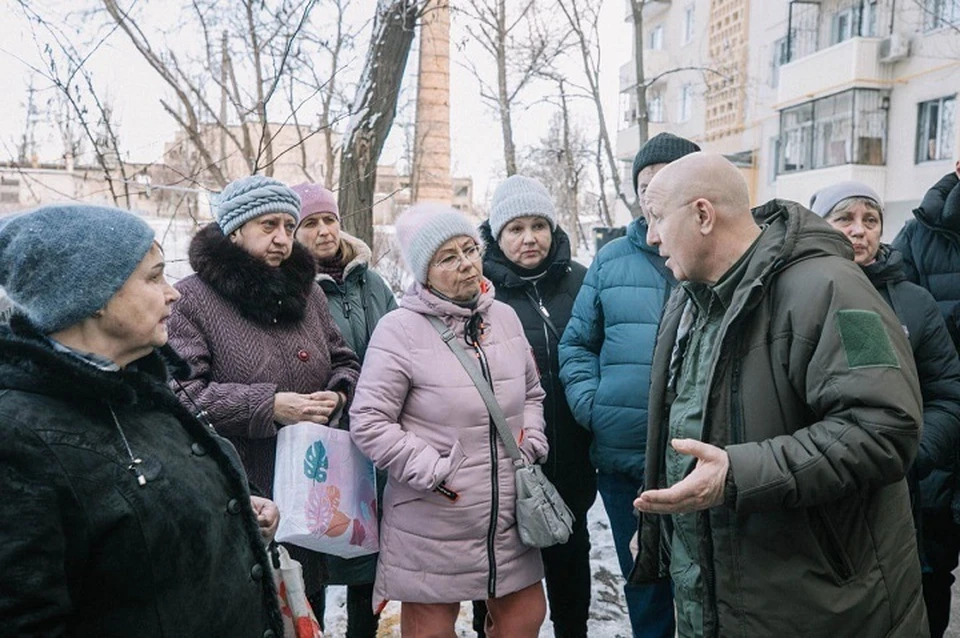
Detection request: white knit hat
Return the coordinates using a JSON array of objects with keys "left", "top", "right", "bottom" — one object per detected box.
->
[{"left": 488, "top": 175, "right": 557, "bottom": 238}]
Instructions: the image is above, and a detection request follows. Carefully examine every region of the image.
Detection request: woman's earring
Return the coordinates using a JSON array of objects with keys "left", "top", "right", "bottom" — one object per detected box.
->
[{"left": 92, "top": 309, "right": 104, "bottom": 319}]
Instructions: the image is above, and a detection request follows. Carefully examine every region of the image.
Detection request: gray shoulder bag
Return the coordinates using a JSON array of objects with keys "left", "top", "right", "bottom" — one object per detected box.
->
[{"left": 427, "top": 315, "right": 575, "bottom": 548}]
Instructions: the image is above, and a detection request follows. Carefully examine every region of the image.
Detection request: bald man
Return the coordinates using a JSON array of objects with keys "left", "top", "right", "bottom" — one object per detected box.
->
[{"left": 630, "top": 153, "right": 928, "bottom": 637}]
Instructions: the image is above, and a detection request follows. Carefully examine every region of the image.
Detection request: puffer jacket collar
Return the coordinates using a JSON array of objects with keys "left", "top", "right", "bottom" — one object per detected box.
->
[
  {"left": 188, "top": 222, "right": 316, "bottom": 326},
  {"left": 316, "top": 231, "right": 372, "bottom": 288},
  {"left": 479, "top": 220, "right": 573, "bottom": 290},
  {"left": 862, "top": 244, "right": 907, "bottom": 287},
  {"left": 401, "top": 280, "right": 496, "bottom": 337},
  {"left": 0, "top": 314, "right": 189, "bottom": 405},
  {"left": 914, "top": 172, "right": 960, "bottom": 233}
]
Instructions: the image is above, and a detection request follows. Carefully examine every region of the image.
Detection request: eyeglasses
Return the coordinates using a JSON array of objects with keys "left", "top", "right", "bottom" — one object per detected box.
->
[{"left": 432, "top": 244, "right": 483, "bottom": 271}]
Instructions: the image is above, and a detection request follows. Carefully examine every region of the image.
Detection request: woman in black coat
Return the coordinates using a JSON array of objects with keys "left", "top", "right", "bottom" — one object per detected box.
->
[
  {"left": 478, "top": 175, "right": 595, "bottom": 638},
  {"left": 0, "top": 205, "right": 284, "bottom": 638},
  {"left": 814, "top": 181, "right": 960, "bottom": 638}
]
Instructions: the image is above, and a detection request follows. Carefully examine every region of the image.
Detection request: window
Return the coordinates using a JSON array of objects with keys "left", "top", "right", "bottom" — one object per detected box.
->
[
  {"left": 649, "top": 92, "right": 664, "bottom": 123},
  {"left": 779, "top": 103, "right": 814, "bottom": 173},
  {"left": 830, "top": 7, "right": 859, "bottom": 45},
  {"left": 678, "top": 85, "right": 693, "bottom": 123},
  {"left": 916, "top": 96, "right": 956, "bottom": 162},
  {"left": 923, "top": 0, "right": 960, "bottom": 31},
  {"left": 778, "top": 88, "right": 887, "bottom": 174},
  {"left": 621, "top": 92, "right": 636, "bottom": 125},
  {"left": 649, "top": 24, "right": 664, "bottom": 50},
  {"left": 682, "top": 5, "right": 695, "bottom": 44},
  {"left": 813, "top": 91, "right": 853, "bottom": 168}
]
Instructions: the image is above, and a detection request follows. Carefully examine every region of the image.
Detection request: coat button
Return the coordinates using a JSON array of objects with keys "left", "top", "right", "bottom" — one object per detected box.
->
[
  {"left": 227, "top": 498, "right": 242, "bottom": 514},
  {"left": 251, "top": 563, "right": 263, "bottom": 580},
  {"left": 297, "top": 349, "right": 310, "bottom": 362},
  {"left": 191, "top": 442, "right": 206, "bottom": 456}
]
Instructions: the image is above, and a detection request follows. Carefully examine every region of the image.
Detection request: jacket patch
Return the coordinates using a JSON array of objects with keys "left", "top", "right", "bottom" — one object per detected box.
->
[{"left": 835, "top": 310, "right": 899, "bottom": 369}]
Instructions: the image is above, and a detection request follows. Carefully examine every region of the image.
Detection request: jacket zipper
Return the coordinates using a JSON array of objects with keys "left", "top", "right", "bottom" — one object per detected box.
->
[
  {"left": 470, "top": 334, "right": 499, "bottom": 599},
  {"left": 530, "top": 283, "right": 558, "bottom": 477}
]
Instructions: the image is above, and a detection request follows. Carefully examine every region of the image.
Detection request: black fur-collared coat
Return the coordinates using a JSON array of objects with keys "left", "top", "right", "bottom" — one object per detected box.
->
[{"left": 0, "top": 315, "right": 284, "bottom": 637}]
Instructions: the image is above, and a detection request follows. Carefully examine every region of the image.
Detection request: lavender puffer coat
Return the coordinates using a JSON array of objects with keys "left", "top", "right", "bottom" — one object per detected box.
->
[{"left": 350, "top": 281, "right": 548, "bottom": 608}]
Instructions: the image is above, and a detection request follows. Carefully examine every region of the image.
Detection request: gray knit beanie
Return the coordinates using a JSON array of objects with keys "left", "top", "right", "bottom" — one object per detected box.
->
[
  {"left": 215, "top": 175, "right": 301, "bottom": 236},
  {"left": 632, "top": 133, "right": 701, "bottom": 195},
  {"left": 0, "top": 205, "right": 155, "bottom": 333},
  {"left": 809, "top": 181, "right": 883, "bottom": 218},
  {"left": 395, "top": 203, "right": 480, "bottom": 284},
  {"left": 488, "top": 175, "right": 557, "bottom": 238}
]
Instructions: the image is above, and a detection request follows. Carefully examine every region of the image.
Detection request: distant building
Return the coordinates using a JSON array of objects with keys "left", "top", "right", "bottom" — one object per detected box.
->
[
  {"left": 374, "top": 164, "right": 476, "bottom": 226},
  {"left": 618, "top": 0, "right": 960, "bottom": 237}
]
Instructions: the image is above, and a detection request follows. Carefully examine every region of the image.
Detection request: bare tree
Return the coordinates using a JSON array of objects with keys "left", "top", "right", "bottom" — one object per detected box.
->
[
  {"left": 13, "top": 1, "right": 133, "bottom": 206},
  {"left": 556, "top": 0, "right": 635, "bottom": 221},
  {"left": 287, "top": 0, "right": 360, "bottom": 187},
  {"left": 458, "top": 0, "right": 570, "bottom": 176},
  {"left": 338, "top": 0, "right": 421, "bottom": 247},
  {"left": 102, "top": 0, "right": 319, "bottom": 188}
]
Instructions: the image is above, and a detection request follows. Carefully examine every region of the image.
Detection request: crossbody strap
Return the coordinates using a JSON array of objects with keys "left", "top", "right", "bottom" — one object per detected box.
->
[
  {"left": 522, "top": 288, "right": 562, "bottom": 341},
  {"left": 426, "top": 315, "right": 523, "bottom": 463}
]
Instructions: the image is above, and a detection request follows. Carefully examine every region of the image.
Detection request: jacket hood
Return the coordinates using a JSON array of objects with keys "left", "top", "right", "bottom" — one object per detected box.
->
[
  {"left": 316, "top": 231, "right": 372, "bottom": 286},
  {"left": 627, "top": 217, "right": 661, "bottom": 256},
  {"left": 400, "top": 280, "right": 496, "bottom": 320},
  {"left": 861, "top": 244, "right": 907, "bottom": 287},
  {"left": 0, "top": 313, "right": 189, "bottom": 406},
  {"left": 914, "top": 172, "right": 960, "bottom": 232},
  {"left": 478, "top": 219, "right": 572, "bottom": 288},
  {"left": 188, "top": 222, "right": 316, "bottom": 326},
  {"left": 747, "top": 199, "right": 855, "bottom": 277}
]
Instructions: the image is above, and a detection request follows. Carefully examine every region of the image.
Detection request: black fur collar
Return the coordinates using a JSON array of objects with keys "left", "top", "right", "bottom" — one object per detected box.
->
[
  {"left": 188, "top": 223, "right": 316, "bottom": 326},
  {"left": 0, "top": 313, "right": 190, "bottom": 406}
]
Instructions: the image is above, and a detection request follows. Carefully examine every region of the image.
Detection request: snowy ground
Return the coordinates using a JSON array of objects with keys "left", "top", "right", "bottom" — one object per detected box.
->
[{"left": 322, "top": 496, "right": 632, "bottom": 637}]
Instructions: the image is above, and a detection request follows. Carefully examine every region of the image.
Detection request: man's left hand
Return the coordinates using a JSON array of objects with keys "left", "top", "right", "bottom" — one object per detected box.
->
[
  {"left": 250, "top": 495, "right": 280, "bottom": 542},
  {"left": 633, "top": 439, "right": 729, "bottom": 514}
]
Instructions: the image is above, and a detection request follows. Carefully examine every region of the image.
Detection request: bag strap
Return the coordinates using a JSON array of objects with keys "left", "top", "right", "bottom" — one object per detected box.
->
[
  {"left": 522, "top": 288, "right": 562, "bottom": 341},
  {"left": 426, "top": 315, "right": 523, "bottom": 464}
]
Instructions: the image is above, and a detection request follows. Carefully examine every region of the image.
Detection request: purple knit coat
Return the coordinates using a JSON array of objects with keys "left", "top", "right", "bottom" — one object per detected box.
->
[{"left": 167, "top": 224, "right": 361, "bottom": 590}]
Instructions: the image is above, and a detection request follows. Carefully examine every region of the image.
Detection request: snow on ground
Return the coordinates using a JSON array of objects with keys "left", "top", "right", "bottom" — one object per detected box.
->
[{"left": 322, "top": 496, "right": 632, "bottom": 637}]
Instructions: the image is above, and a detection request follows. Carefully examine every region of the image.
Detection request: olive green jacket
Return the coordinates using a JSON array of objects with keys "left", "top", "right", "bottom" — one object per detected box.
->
[
  {"left": 316, "top": 232, "right": 398, "bottom": 362},
  {"left": 633, "top": 200, "right": 928, "bottom": 637}
]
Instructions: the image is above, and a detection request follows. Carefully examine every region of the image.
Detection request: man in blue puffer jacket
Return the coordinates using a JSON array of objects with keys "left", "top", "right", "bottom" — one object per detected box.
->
[{"left": 559, "top": 133, "right": 699, "bottom": 638}]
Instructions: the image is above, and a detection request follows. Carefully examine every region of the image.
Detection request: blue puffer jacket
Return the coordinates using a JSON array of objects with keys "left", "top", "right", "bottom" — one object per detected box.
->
[
  {"left": 559, "top": 217, "right": 673, "bottom": 479},
  {"left": 892, "top": 171, "right": 960, "bottom": 323}
]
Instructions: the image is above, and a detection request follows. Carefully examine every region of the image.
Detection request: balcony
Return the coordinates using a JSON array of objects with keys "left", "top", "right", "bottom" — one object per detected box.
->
[
  {"left": 777, "top": 37, "right": 891, "bottom": 107},
  {"left": 619, "top": 50, "right": 670, "bottom": 94},
  {"left": 617, "top": 123, "right": 642, "bottom": 161}
]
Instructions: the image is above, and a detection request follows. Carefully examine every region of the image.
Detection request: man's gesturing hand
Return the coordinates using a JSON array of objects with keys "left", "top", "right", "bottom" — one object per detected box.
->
[{"left": 633, "top": 439, "right": 730, "bottom": 514}]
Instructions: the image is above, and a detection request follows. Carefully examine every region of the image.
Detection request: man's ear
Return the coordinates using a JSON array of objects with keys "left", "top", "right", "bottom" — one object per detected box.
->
[{"left": 695, "top": 198, "right": 716, "bottom": 235}]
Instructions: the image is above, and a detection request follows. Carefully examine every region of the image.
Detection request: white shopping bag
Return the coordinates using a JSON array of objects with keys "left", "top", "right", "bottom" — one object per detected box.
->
[{"left": 273, "top": 422, "right": 379, "bottom": 558}]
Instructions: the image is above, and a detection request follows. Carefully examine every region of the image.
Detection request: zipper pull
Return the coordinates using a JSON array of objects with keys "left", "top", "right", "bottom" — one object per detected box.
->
[
  {"left": 343, "top": 300, "right": 351, "bottom": 317},
  {"left": 539, "top": 303, "right": 550, "bottom": 318}
]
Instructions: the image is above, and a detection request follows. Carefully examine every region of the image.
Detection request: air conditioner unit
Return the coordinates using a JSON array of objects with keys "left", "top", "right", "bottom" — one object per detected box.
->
[{"left": 879, "top": 32, "right": 910, "bottom": 63}]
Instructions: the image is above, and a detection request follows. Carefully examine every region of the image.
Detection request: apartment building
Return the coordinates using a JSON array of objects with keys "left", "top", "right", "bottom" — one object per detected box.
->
[{"left": 617, "top": 0, "right": 960, "bottom": 237}]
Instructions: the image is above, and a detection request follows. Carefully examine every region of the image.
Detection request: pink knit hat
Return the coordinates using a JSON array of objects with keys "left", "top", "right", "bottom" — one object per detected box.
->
[
  {"left": 290, "top": 183, "right": 339, "bottom": 225},
  {"left": 395, "top": 203, "right": 480, "bottom": 284}
]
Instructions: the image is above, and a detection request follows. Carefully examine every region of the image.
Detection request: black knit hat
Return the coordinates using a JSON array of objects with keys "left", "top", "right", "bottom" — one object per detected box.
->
[{"left": 631, "top": 133, "right": 701, "bottom": 195}]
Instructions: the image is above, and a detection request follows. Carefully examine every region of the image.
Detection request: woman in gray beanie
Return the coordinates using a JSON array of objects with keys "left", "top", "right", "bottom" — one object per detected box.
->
[
  {"left": 349, "top": 202, "right": 549, "bottom": 637},
  {"left": 814, "top": 181, "right": 960, "bottom": 638},
  {"left": 167, "top": 175, "right": 361, "bottom": 615},
  {"left": 478, "top": 174, "right": 594, "bottom": 638},
  {"left": 0, "top": 205, "right": 284, "bottom": 637}
]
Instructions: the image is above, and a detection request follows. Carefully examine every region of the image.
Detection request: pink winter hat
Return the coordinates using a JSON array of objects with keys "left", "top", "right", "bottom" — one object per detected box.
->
[
  {"left": 290, "top": 183, "right": 339, "bottom": 224},
  {"left": 395, "top": 203, "right": 480, "bottom": 284}
]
